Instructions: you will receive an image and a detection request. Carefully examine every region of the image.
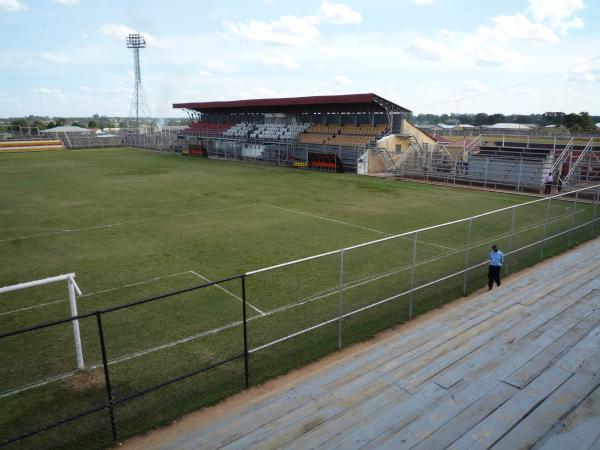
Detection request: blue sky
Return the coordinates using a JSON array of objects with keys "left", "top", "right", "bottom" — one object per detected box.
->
[{"left": 0, "top": 0, "right": 598, "bottom": 117}]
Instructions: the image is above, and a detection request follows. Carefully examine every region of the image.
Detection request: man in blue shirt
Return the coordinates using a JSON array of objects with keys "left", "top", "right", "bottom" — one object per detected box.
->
[{"left": 488, "top": 244, "right": 504, "bottom": 290}]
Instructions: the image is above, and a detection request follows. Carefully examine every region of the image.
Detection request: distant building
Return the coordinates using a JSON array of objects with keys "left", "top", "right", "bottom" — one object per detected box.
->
[
  {"left": 40, "top": 125, "right": 92, "bottom": 135},
  {"left": 483, "top": 123, "right": 532, "bottom": 130}
]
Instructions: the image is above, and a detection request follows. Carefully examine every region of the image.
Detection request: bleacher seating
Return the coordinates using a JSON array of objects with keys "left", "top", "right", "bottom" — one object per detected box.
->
[
  {"left": 298, "top": 123, "right": 388, "bottom": 148},
  {"left": 223, "top": 122, "right": 254, "bottom": 138},
  {"left": 224, "top": 123, "right": 310, "bottom": 140},
  {"left": 183, "top": 122, "right": 233, "bottom": 136},
  {"left": 183, "top": 120, "right": 387, "bottom": 148}
]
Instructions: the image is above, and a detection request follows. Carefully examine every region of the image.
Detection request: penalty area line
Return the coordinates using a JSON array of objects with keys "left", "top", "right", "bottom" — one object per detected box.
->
[
  {"left": 189, "top": 270, "right": 266, "bottom": 316},
  {"left": 0, "top": 270, "right": 194, "bottom": 317},
  {"left": 261, "top": 203, "right": 457, "bottom": 251}
]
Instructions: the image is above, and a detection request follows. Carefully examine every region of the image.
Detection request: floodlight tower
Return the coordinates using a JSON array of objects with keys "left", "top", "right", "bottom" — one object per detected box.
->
[{"left": 126, "top": 33, "right": 151, "bottom": 131}]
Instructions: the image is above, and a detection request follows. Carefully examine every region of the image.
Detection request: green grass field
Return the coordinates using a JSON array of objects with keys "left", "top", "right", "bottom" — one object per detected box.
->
[{"left": 0, "top": 148, "right": 597, "bottom": 449}]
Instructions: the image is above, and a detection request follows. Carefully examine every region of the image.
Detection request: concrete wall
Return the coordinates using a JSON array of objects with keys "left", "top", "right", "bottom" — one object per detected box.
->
[
  {"left": 367, "top": 149, "right": 386, "bottom": 173},
  {"left": 377, "top": 120, "right": 439, "bottom": 153}
]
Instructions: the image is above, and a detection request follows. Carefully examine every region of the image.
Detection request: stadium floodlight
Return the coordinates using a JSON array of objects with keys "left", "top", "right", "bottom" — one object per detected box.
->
[
  {"left": 125, "top": 33, "right": 152, "bottom": 132},
  {"left": 126, "top": 33, "right": 146, "bottom": 49}
]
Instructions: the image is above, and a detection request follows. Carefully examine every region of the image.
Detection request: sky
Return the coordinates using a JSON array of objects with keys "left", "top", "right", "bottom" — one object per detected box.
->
[{"left": 0, "top": 0, "right": 599, "bottom": 117}]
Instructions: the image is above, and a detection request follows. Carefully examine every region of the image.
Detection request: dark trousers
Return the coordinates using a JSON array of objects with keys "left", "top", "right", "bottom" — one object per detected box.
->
[
  {"left": 488, "top": 265, "right": 501, "bottom": 289},
  {"left": 544, "top": 183, "right": 552, "bottom": 194}
]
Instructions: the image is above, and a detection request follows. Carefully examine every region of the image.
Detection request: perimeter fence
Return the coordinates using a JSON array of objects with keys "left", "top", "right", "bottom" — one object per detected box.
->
[{"left": 1, "top": 185, "right": 599, "bottom": 449}]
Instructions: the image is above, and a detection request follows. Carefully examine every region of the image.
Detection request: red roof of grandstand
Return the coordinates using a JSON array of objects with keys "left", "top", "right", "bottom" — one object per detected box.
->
[{"left": 173, "top": 93, "right": 410, "bottom": 113}]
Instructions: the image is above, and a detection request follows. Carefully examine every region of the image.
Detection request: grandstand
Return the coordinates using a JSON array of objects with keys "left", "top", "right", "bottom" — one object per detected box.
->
[
  {"left": 173, "top": 93, "right": 408, "bottom": 172},
  {"left": 372, "top": 130, "right": 600, "bottom": 193}
]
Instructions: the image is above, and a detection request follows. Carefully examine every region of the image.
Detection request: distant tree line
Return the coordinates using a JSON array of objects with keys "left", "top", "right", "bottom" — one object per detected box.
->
[
  {"left": 2, "top": 115, "right": 190, "bottom": 131},
  {"left": 411, "top": 111, "right": 599, "bottom": 132}
]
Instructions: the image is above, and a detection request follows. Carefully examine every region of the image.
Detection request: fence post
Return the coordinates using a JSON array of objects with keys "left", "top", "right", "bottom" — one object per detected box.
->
[
  {"left": 592, "top": 191, "right": 599, "bottom": 238},
  {"left": 338, "top": 249, "right": 344, "bottom": 351},
  {"left": 67, "top": 277, "right": 85, "bottom": 370},
  {"left": 96, "top": 312, "right": 118, "bottom": 442},
  {"left": 241, "top": 276, "right": 249, "bottom": 388},
  {"left": 505, "top": 207, "right": 517, "bottom": 275},
  {"left": 484, "top": 158, "right": 489, "bottom": 188},
  {"left": 463, "top": 218, "right": 473, "bottom": 295},
  {"left": 568, "top": 191, "right": 579, "bottom": 247},
  {"left": 517, "top": 158, "right": 523, "bottom": 192},
  {"left": 540, "top": 198, "right": 552, "bottom": 260},
  {"left": 408, "top": 232, "right": 417, "bottom": 319}
]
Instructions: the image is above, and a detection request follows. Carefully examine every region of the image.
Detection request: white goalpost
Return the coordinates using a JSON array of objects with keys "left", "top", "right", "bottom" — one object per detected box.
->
[{"left": 0, "top": 273, "right": 85, "bottom": 369}]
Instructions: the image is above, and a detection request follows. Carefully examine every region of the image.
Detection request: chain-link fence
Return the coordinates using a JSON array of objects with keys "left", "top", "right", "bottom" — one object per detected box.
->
[{"left": 1, "top": 185, "right": 599, "bottom": 449}]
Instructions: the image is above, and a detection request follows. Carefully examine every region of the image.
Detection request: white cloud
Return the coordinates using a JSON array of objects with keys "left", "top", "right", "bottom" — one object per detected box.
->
[
  {"left": 477, "top": 45, "right": 520, "bottom": 67},
  {"left": 32, "top": 87, "right": 65, "bottom": 98},
  {"left": 224, "top": 15, "right": 319, "bottom": 47},
  {"left": 528, "top": 0, "right": 585, "bottom": 33},
  {"left": 566, "top": 56, "right": 598, "bottom": 82},
  {"left": 406, "top": 38, "right": 452, "bottom": 61},
  {"left": 0, "top": 0, "right": 27, "bottom": 12},
  {"left": 319, "top": 1, "right": 362, "bottom": 24},
  {"left": 40, "top": 52, "right": 68, "bottom": 64},
  {"left": 236, "top": 86, "right": 279, "bottom": 99},
  {"left": 412, "top": 0, "right": 435, "bottom": 4},
  {"left": 101, "top": 24, "right": 173, "bottom": 49},
  {"left": 53, "top": 0, "right": 79, "bottom": 5},
  {"left": 204, "top": 60, "right": 238, "bottom": 73},
  {"left": 198, "top": 70, "right": 213, "bottom": 78},
  {"left": 261, "top": 53, "right": 300, "bottom": 70},
  {"left": 463, "top": 80, "right": 490, "bottom": 93},
  {"left": 477, "top": 14, "right": 559, "bottom": 45},
  {"left": 332, "top": 74, "right": 352, "bottom": 85}
]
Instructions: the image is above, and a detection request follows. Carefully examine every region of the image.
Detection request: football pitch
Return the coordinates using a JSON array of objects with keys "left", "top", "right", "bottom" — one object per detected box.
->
[{"left": 0, "top": 148, "right": 597, "bottom": 448}]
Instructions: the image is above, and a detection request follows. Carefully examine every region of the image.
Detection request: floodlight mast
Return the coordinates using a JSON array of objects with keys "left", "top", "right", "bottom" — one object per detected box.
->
[{"left": 126, "top": 33, "right": 149, "bottom": 132}]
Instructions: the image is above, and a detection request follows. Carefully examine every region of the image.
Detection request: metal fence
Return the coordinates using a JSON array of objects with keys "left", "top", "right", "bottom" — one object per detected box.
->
[
  {"left": 389, "top": 150, "right": 600, "bottom": 192},
  {"left": 1, "top": 185, "right": 599, "bottom": 449}
]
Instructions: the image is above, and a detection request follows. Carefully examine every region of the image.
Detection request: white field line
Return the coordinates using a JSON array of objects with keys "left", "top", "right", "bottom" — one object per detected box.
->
[
  {"left": 0, "top": 299, "right": 64, "bottom": 317},
  {"left": 0, "top": 204, "right": 258, "bottom": 243},
  {"left": 0, "top": 207, "right": 590, "bottom": 399},
  {"left": 261, "top": 203, "right": 457, "bottom": 251},
  {"left": 0, "top": 271, "right": 194, "bottom": 317},
  {"left": 189, "top": 270, "right": 266, "bottom": 316}
]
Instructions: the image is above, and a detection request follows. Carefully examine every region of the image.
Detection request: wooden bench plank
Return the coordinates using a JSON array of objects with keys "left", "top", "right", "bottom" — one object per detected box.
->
[
  {"left": 502, "top": 307, "right": 600, "bottom": 388},
  {"left": 493, "top": 371, "right": 600, "bottom": 450},
  {"left": 411, "top": 383, "right": 518, "bottom": 450},
  {"left": 535, "top": 385, "right": 600, "bottom": 450},
  {"left": 316, "top": 382, "right": 446, "bottom": 449},
  {"left": 365, "top": 379, "right": 503, "bottom": 449},
  {"left": 448, "top": 366, "right": 573, "bottom": 450},
  {"left": 435, "top": 284, "right": 600, "bottom": 390}
]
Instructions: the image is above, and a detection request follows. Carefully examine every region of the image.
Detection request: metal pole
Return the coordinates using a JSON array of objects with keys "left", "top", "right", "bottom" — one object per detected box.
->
[
  {"left": 592, "top": 191, "right": 599, "bottom": 238},
  {"left": 540, "top": 198, "right": 552, "bottom": 260},
  {"left": 484, "top": 158, "right": 488, "bottom": 188},
  {"left": 68, "top": 277, "right": 84, "bottom": 370},
  {"left": 338, "top": 249, "right": 344, "bottom": 350},
  {"left": 241, "top": 276, "right": 249, "bottom": 388},
  {"left": 408, "top": 233, "right": 417, "bottom": 319},
  {"left": 505, "top": 207, "right": 517, "bottom": 275},
  {"left": 568, "top": 191, "right": 579, "bottom": 246},
  {"left": 96, "top": 312, "right": 118, "bottom": 441},
  {"left": 463, "top": 218, "right": 473, "bottom": 295},
  {"left": 517, "top": 158, "right": 523, "bottom": 192}
]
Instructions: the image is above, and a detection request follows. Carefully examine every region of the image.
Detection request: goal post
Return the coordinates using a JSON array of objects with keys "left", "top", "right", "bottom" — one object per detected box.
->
[{"left": 0, "top": 273, "right": 85, "bottom": 369}]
